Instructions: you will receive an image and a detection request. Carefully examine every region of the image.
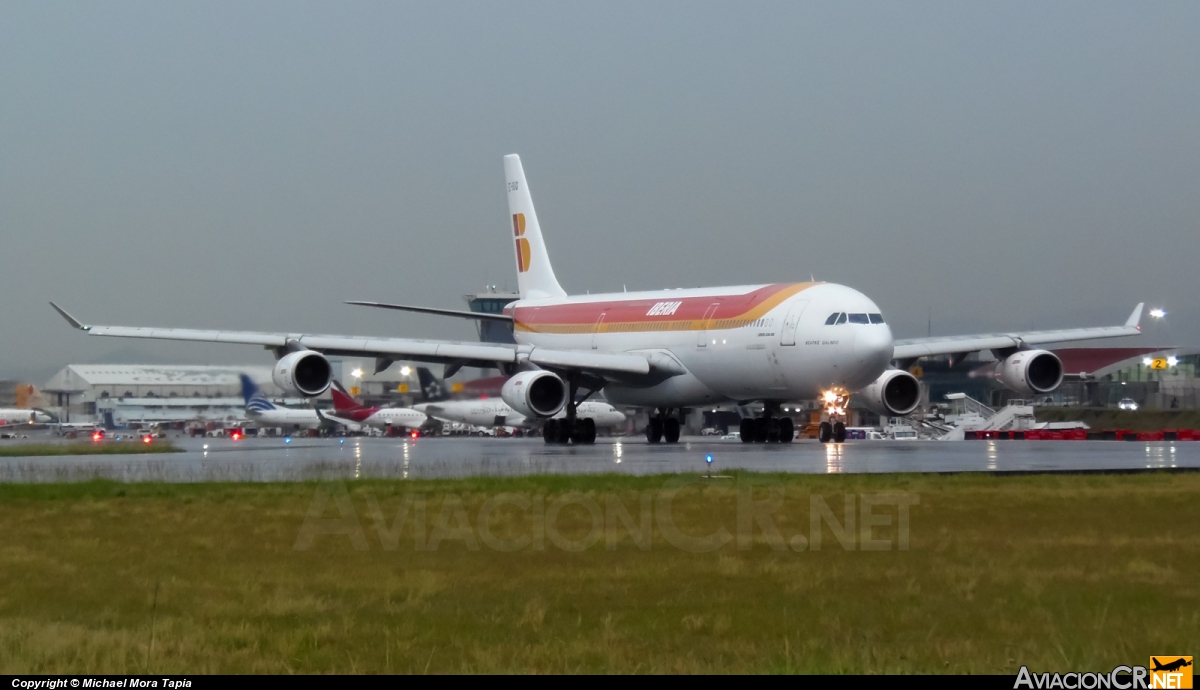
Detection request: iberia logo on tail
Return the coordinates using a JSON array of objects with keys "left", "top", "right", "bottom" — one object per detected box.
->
[{"left": 513, "top": 213, "right": 530, "bottom": 273}]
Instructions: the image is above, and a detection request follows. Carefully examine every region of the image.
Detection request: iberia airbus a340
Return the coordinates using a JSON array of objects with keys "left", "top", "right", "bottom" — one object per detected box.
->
[{"left": 51, "top": 155, "right": 1142, "bottom": 445}]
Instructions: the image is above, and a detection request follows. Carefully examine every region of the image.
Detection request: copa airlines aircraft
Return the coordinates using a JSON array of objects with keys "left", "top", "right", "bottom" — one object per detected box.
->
[
  {"left": 51, "top": 154, "right": 1143, "bottom": 445},
  {"left": 413, "top": 398, "right": 626, "bottom": 439},
  {"left": 329, "top": 382, "right": 426, "bottom": 431},
  {"left": 239, "top": 375, "right": 354, "bottom": 432}
]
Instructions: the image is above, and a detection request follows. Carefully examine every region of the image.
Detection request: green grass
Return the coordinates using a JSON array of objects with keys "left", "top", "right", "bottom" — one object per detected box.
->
[
  {"left": 1037, "top": 407, "right": 1200, "bottom": 431},
  {"left": 0, "top": 441, "right": 182, "bottom": 457},
  {"left": 0, "top": 472, "right": 1196, "bottom": 673}
]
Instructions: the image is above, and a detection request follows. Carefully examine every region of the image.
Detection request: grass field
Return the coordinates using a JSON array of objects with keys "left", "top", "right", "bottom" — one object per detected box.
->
[
  {"left": 0, "top": 441, "right": 182, "bottom": 457},
  {"left": 0, "top": 472, "right": 1196, "bottom": 673}
]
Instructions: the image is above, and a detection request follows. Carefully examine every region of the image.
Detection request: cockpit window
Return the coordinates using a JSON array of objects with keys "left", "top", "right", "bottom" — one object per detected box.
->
[
  {"left": 824, "top": 313, "right": 840, "bottom": 325},
  {"left": 869, "top": 313, "right": 885, "bottom": 324},
  {"left": 834, "top": 313, "right": 847, "bottom": 325},
  {"left": 848, "top": 313, "right": 869, "bottom": 324}
]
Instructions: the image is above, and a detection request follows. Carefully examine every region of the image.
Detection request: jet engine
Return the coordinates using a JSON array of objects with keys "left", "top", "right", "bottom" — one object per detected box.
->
[
  {"left": 272, "top": 350, "right": 333, "bottom": 397},
  {"left": 990, "top": 350, "right": 1063, "bottom": 396},
  {"left": 501, "top": 370, "right": 567, "bottom": 419},
  {"left": 857, "top": 369, "right": 922, "bottom": 417}
]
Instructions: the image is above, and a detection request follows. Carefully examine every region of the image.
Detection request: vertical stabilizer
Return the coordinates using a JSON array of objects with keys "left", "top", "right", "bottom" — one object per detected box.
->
[{"left": 504, "top": 154, "right": 566, "bottom": 299}]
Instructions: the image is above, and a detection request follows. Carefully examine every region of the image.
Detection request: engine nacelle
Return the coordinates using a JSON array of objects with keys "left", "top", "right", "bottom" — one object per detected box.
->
[
  {"left": 992, "top": 349, "right": 1063, "bottom": 396},
  {"left": 501, "top": 370, "right": 567, "bottom": 419},
  {"left": 272, "top": 350, "right": 333, "bottom": 397},
  {"left": 857, "top": 369, "right": 922, "bottom": 417}
]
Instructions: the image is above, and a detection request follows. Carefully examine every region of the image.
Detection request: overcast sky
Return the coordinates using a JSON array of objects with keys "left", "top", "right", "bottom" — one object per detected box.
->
[{"left": 1, "top": 1, "right": 1196, "bottom": 382}]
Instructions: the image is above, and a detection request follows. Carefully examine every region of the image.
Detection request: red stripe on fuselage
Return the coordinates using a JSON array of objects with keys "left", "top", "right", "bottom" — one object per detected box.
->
[{"left": 513, "top": 283, "right": 808, "bottom": 329}]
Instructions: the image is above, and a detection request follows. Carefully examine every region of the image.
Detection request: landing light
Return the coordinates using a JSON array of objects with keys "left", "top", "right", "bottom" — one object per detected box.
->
[{"left": 1149, "top": 308, "right": 1166, "bottom": 319}]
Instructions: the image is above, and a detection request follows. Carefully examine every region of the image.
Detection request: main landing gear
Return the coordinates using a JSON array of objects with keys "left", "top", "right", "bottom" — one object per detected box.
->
[
  {"left": 543, "top": 375, "right": 598, "bottom": 445},
  {"left": 543, "top": 417, "right": 596, "bottom": 445},
  {"left": 646, "top": 409, "right": 682, "bottom": 444},
  {"left": 739, "top": 411, "right": 795, "bottom": 444}
]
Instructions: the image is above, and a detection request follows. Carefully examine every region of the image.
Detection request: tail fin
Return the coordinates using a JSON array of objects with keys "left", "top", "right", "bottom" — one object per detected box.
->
[
  {"left": 416, "top": 367, "right": 449, "bottom": 402},
  {"left": 240, "top": 374, "right": 275, "bottom": 412},
  {"left": 504, "top": 154, "right": 566, "bottom": 300},
  {"left": 330, "top": 380, "right": 365, "bottom": 413}
]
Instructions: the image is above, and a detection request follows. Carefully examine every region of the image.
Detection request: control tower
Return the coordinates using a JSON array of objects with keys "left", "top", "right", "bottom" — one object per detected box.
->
[{"left": 463, "top": 286, "right": 519, "bottom": 344}]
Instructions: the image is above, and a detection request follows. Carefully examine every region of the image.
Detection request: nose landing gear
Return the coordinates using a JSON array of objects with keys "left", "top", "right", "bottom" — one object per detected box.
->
[{"left": 818, "top": 390, "right": 849, "bottom": 444}]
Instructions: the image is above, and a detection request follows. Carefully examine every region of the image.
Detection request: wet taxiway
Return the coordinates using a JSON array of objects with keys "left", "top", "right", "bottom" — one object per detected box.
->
[{"left": 0, "top": 435, "right": 1197, "bottom": 482}]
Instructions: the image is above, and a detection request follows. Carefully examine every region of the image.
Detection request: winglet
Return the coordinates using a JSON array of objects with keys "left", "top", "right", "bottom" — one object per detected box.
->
[
  {"left": 1125, "top": 303, "right": 1144, "bottom": 330},
  {"left": 49, "top": 302, "right": 89, "bottom": 331}
]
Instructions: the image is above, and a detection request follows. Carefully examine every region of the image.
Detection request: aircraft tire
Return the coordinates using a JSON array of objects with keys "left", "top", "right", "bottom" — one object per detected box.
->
[
  {"left": 778, "top": 417, "right": 794, "bottom": 443},
  {"left": 557, "top": 419, "right": 574, "bottom": 444},
  {"left": 833, "top": 421, "right": 847, "bottom": 444},
  {"left": 754, "top": 417, "right": 770, "bottom": 443},
  {"left": 818, "top": 421, "right": 833, "bottom": 444},
  {"left": 582, "top": 418, "right": 597, "bottom": 444},
  {"left": 543, "top": 419, "right": 558, "bottom": 444},
  {"left": 767, "top": 419, "right": 781, "bottom": 443},
  {"left": 646, "top": 418, "right": 663, "bottom": 444},
  {"left": 664, "top": 418, "right": 680, "bottom": 444},
  {"left": 740, "top": 418, "right": 755, "bottom": 443}
]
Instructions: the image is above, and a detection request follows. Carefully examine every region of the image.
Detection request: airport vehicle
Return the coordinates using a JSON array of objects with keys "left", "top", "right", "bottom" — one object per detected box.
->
[
  {"left": 413, "top": 398, "right": 625, "bottom": 443},
  {"left": 328, "top": 381, "right": 426, "bottom": 431},
  {"left": 50, "top": 155, "right": 1144, "bottom": 445},
  {"left": 0, "top": 409, "right": 52, "bottom": 426},
  {"left": 1118, "top": 398, "right": 1139, "bottom": 411}
]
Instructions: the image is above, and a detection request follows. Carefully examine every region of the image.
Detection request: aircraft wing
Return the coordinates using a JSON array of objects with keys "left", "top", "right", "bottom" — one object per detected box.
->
[
  {"left": 50, "top": 303, "right": 654, "bottom": 379},
  {"left": 892, "top": 303, "right": 1143, "bottom": 361}
]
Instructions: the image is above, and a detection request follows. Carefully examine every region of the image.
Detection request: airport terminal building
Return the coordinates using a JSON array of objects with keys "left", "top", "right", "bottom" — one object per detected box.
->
[{"left": 42, "top": 364, "right": 307, "bottom": 426}]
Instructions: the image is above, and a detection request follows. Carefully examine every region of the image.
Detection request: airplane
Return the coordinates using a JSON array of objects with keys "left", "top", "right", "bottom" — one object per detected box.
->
[
  {"left": 50, "top": 154, "right": 1143, "bottom": 445},
  {"left": 0, "top": 409, "right": 53, "bottom": 426},
  {"left": 239, "top": 375, "right": 355, "bottom": 433},
  {"left": 328, "top": 381, "right": 426, "bottom": 432},
  {"left": 413, "top": 398, "right": 626, "bottom": 436}
]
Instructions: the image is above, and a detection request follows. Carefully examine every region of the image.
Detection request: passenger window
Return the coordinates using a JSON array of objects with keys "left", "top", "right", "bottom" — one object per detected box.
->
[
  {"left": 848, "top": 313, "right": 869, "bottom": 324},
  {"left": 869, "top": 313, "right": 885, "bottom": 324},
  {"left": 834, "top": 313, "right": 847, "bottom": 325},
  {"left": 825, "top": 313, "right": 839, "bottom": 325}
]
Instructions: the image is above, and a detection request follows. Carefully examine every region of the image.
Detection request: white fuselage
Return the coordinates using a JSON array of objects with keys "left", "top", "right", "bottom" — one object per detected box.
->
[
  {"left": 509, "top": 282, "right": 893, "bottom": 409},
  {"left": 0, "top": 409, "right": 52, "bottom": 425},
  {"left": 333, "top": 407, "right": 426, "bottom": 431},
  {"left": 246, "top": 408, "right": 323, "bottom": 430},
  {"left": 415, "top": 399, "right": 626, "bottom": 429}
]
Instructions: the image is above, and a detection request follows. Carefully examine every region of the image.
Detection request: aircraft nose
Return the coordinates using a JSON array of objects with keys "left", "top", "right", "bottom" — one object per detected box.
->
[{"left": 853, "top": 324, "right": 894, "bottom": 368}]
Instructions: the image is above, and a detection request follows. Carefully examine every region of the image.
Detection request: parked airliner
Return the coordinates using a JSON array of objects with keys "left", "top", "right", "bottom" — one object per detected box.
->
[
  {"left": 52, "top": 154, "right": 1142, "bottom": 445},
  {"left": 0, "top": 409, "right": 52, "bottom": 426},
  {"left": 328, "top": 382, "right": 426, "bottom": 432},
  {"left": 414, "top": 398, "right": 625, "bottom": 440},
  {"left": 240, "top": 375, "right": 353, "bottom": 433}
]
